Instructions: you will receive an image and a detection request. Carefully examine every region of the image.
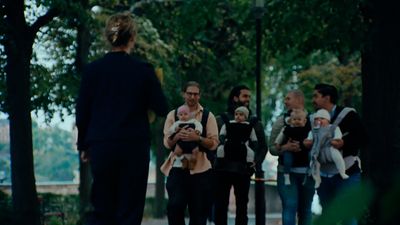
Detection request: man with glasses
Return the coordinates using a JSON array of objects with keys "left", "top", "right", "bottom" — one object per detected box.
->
[{"left": 161, "top": 81, "right": 219, "bottom": 225}]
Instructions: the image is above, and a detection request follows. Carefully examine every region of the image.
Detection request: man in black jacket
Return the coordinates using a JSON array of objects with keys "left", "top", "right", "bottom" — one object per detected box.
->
[
  {"left": 214, "top": 85, "right": 268, "bottom": 225},
  {"left": 312, "top": 83, "right": 367, "bottom": 225}
]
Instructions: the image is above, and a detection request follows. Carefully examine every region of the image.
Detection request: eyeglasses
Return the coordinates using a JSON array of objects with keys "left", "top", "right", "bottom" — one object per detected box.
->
[{"left": 185, "top": 92, "right": 200, "bottom": 97}]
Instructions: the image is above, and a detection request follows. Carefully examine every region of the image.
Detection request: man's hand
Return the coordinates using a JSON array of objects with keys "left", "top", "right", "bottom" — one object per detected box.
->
[
  {"left": 303, "top": 139, "right": 313, "bottom": 149},
  {"left": 171, "top": 125, "right": 189, "bottom": 141},
  {"left": 192, "top": 148, "right": 200, "bottom": 156},
  {"left": 80, "top": 151, "right": 90, "bottom": 163},
  {"left": 331, "top": 139, "right": 344, "bottom": 149},
  {"left": 180, "top": 127, "right": 200, "bottom": 142},
  {"left": 280, "top": 138, "right": 301, "bottom": 152}
]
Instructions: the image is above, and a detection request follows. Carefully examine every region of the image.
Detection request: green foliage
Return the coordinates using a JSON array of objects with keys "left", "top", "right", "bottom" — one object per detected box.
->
[
  {"left": 38, "top": 193, "right": 80, "bottom": 225},
  {"left": 0, "top": 141, "right": 10, "bottom": 182},
  {"left": 297, "top": 53, "right": 362, "bottom": 111},
  {"left": 379, "top": 175, "right": 400, "bottom": 224},
  {"left": 32, "top": 121, "right": 78, "bottom": 181},
  {"left": 261, "top": 0, "right": 365, "bottom": 125},
  {"left": 0, "top": 190, "right": 12, "bottom": 225},
  {"left": 265, "top": 0, "right": 366, "bottom": 62},
  {"left": 139, "top": 0, "right": 259, "bottom": 113},
  {"left": 314, "top": 181, "right": 373, "bottom": 225},
  {"left": 0, "top": 47, "right": 6, "bottom": 111},
  {"left": 0, "top": 119, "right": 78, "bottom": 182}
]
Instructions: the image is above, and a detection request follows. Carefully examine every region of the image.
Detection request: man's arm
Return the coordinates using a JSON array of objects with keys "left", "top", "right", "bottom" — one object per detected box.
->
[
  {"left": 200, "top": 111, "right": 219, "bottom": 150},
  {"left": 248, "top": 128, "right": 259, "bottom": 158},
  {"left": 269, "top": 116, "right": 284, "bottom": 156},
  {"left": 76, "top": 65, "right": 94, "bottom": 152},
  {"left": 340, "top": 111, "right": 367, "bottom": 156},
  {"left": 163, "top": 110, "right": 178, "bottom": 149},
  {"left": 219, "top": 124, "right": 227, "bottom": 145}
]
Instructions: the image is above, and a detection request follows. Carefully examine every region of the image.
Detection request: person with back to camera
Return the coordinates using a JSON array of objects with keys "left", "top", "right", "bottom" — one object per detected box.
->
[
  {"left": 274, "top": 109, "right": 309, "bottom": 186},
  {"left": 75, "top": 12, "right": 168, "bottom": 225},
  {"left": 269, "top": 89, "right": 314, "bottom": 225},
  {"left": 169, "top": 104, "right": 203, "bottom": 170},
  {"left": 303, "top": 108, "right": 348, "bottom": 188}
]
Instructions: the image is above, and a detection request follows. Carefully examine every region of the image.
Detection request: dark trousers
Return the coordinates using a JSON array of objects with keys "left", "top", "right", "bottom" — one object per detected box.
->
[
  {"left": 214, "top": 171, "right": 251, "bottom": 225},
  {"left": 318, "top": 172, "right": 361, "bottom": 225},
  {"left": 88, "top": 141, "right": 150, "bottom": 225},
  {"left": 166, "top": 168, "right": 214, "bottom": 225}
]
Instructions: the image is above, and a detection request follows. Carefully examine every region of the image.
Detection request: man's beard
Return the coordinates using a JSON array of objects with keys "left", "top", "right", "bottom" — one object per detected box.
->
[{"left": 236, "top": 101, "right": 249, "bottom": 108}]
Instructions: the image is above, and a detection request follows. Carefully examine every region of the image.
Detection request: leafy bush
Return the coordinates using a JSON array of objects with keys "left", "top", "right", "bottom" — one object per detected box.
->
[{"left": 0, "top": 190, "right": 12, "bottom": 225}]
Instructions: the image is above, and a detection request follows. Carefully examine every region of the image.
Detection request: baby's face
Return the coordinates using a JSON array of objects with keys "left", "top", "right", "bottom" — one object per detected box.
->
[
  {"left": 178, "top": 112, "right": 190, "bottom": 121},
  {"left": 290, "top": 116, "right": 306, "bottom": 127},
  {"left": 314, "top": 117, "right": 329, "bottom": 127},
  {"left": 234, "top": 111, "right": 246, "bottom": 122}
]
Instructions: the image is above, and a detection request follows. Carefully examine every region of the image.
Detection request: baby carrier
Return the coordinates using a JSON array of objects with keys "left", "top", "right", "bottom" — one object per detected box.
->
[
  {"left": 308, "top": 108, "right": 355, "bottom": 180},
  {"left": 220, "top": 113, "right": 257, "bottom": 162}
]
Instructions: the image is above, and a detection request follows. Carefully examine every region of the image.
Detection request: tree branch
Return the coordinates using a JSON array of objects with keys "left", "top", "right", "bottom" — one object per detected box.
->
[{"left": 30, "top": 8, "right": 60, "bottom": 35}]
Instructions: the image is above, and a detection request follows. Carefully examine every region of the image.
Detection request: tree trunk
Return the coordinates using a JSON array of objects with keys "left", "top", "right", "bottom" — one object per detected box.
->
[
  {"left": 361, "top": 1, "right": 400, "bottom": 225},
  {"left": 3, "top": 1, "right": 58, "bottom": 224},
  {"left": 5, "top": 29, "right": 40, "bottom": 225}
]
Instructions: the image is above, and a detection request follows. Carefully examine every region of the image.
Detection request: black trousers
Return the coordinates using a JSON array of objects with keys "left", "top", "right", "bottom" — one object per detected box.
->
[
  {"left": 214, "top": 171, "right": 251, "bottom": 225},
  {"left": 88, "top": 141, "right": 150, "bottom": 225},
  {"left": 166, "top": 168, "right": 214, "bottom": 225}
]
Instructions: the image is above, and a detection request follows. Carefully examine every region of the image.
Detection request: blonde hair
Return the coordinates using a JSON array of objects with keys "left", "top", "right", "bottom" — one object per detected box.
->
[
  {"left": 289, "top": 109, "right": 307, "bottom": 122},
  {"left": 288, "top": 89, "right": 305, "bottom": 105},
  {"left": 105, "top": 12, "right": 137, "bottom": 47}
]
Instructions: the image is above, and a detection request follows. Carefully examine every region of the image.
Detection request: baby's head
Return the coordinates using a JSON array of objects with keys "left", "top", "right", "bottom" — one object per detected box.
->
[
  {"left": 234, "top": 106, "right": 249, "bottom": 123},
  {"left": 314, "top": 109, "right": 330, "bottom": 127},
  {"left": 289, "top": 109, "right": 307, "bottom": 127},
  {"left": 177, "top": 105, "right": 191, "bottom": 121}
]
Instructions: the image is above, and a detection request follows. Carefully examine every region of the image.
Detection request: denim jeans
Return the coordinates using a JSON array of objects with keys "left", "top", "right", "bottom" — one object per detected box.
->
[
  {"left": 277, "top": 171, "right": 315, "bottom": 225},
  {"left": 283, "top": 152, "right": 294, "bottom": 174},
  {"left": 318, "top": 172, "right": 361, "bottom": 225}
]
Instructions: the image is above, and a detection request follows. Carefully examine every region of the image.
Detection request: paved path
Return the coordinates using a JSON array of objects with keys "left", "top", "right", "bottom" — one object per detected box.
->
[{"left": 142, "top": 214, "right": 282, "bottom": 225}]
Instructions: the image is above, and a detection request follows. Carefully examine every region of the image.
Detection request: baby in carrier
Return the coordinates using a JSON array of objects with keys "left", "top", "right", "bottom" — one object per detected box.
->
[
  {"left": 169, "top": 105, "right": 203, "bottom": 170},
  {"left": 303, "top": 109, "right": 348, "bottom": 188},
  {"left": 217, "top": 106, "right": 258, "bottom": 166},
  {"left": 275, "top": 109, "right": 309, "bottom": 185}
]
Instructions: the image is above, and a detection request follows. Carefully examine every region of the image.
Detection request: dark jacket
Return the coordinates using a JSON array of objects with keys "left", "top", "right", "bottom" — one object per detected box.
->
[
  {"left": 76, "top": 51, "right": 168, "bottom": 151},
  {"left": 331, "top": 106, "right": 367, "bottom": 157}
]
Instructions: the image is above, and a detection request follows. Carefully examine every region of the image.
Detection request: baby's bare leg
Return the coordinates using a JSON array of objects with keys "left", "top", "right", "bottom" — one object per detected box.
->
[{"left": 330, "top": 147, "right": 349, "bottom": 179}]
